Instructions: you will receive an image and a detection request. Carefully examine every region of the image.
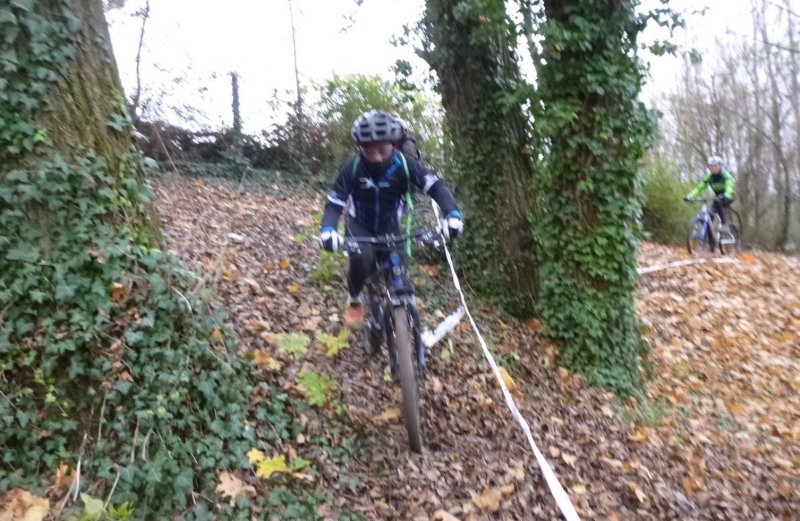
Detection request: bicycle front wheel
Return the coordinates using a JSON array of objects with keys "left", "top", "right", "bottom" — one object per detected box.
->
[
  {"left": 687, "top": 220, "right": 707, "bottom": 256},
  {"left": 392, "top": 305, "right": 422, "bottom": 453}
]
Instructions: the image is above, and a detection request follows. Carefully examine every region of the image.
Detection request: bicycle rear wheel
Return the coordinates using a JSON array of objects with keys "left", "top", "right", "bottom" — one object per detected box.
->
[
  {"left": 718, "top": 224, "right": 740, "bottom": 256},
  {"left": 392, "top": 305, "right": 422, "bottom": 453}
]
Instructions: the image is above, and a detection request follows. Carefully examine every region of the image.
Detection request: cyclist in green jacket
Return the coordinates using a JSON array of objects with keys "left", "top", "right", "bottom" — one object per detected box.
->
[{"left": 685, "top": 155, "right": 736, "bottom": 225}]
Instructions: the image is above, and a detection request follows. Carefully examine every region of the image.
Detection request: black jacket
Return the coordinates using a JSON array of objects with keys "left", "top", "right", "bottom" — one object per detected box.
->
[{"left": 321, "top": 151, "right": 458, "bottom": 235}]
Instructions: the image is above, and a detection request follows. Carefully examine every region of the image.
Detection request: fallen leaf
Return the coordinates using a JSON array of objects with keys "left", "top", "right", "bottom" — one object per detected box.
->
[
  {"left": 316, "top": 329, "right": 350, "bottom": 357},
  {"left": 419, "top": 264, "right": 441, "bottom": 277},
  {"left": 247, "top": 448, "right": 265, "bottom": 464},
  {"left": 431, "top": 510, "right": 461, "bottom": 521},
  {"left": 561, "top": 453, "right": 577, "bottom": 467},
  {"left": 288, "top": 283, "right": 300, "bottom": 293},
  {"left": 279, "top": 258, "right": 290, "bottom": 269},
  {"left": 297, "top": 370, "right": 338, "bottom": 406},
  {"left": 0, "top": 489, "right": 50, "bottom": 521},
  {"left": 47, "top": 463, "right": 75, "bottom": 494},
  {"left": 498, "top": 367, "right": 516, "bottom": 392},
  {"left": 247, "top": 319, "right": 271, "bottom": 332},
  {"left": 276, "top": 333, "right": 310, "bottom": 360},
  {"left": 526, "top": 318, "right": 542, "bottom": 331},
  {"left": 216, "top": 471, "right": 255, "bottom": 506},
  {"left": 373, "top": 408, "right": 401, "bottom": 422},
  {"left": 571, "top": 483, "right": 587, "bottom": 495},
  {"left": 210, "top": 328, "right": 223, "bottom": 342},
  {"left": 111, "top": 282, "right": 126, "bottom": 302},
  {"left": 472, "top": 486, "right": 503, "bottom": 512},
  {"left": 256, "top": 455, "right": 291, "bottom": 479},
  {"left": 252, "top": 351, "right": 282, "bottom": 371},
  {"left": 243, "top": 278, "right": 261, "bottom": 294},
  {"left": 625, "top": 480, "right": 649, "bottom": 505},
  {"left": 726, "top": 402, "right": 747, "bottom": 416},
  {"left": 297, "top": 303, "right": 312, "bottom": 317},
  {"left": 299, "top": 317, "right": 322, "bottom": 332},
  {"left": 629, "top": 426, "right": 648, "bottom": 442}
]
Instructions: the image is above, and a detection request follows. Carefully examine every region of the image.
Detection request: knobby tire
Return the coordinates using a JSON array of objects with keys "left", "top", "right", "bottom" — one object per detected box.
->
[{"left": 393, "top": 306, "right": 422, "bottom": 453}]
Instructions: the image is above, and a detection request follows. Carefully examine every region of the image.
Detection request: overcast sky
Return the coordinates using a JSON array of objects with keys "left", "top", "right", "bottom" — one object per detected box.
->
[{"left": 106, "top": 0, "right": 787, "bottom": 133}]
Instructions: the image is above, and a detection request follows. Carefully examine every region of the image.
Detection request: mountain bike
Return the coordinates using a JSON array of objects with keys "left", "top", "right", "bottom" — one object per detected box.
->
[
  {"left": 685, "top": 197, "right": 740, "bottom": 256},
  {"left": 343, "top": 228, "right": 442, "bottom": 453}
]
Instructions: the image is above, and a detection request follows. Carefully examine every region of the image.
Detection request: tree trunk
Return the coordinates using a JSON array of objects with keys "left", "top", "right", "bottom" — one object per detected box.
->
[
  {"left": 1, "top": 1, "right": 253, "bottom": 510},
  {"left": 27, "top": 0, "right": 162, "bottom": 242},
  {"left": 533, "top": 0, "right": 653, "bottom": 394},
  {"left": 421, "top": 0, "right": 538, "bottom": 316},
  {"left": 759, "top": 0, "right": 792, "bottom": 248}
]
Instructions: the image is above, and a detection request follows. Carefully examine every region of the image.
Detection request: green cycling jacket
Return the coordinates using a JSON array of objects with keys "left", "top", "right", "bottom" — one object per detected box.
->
[{"left": 687, "top": 169, "right": 736, "bottom": 199}]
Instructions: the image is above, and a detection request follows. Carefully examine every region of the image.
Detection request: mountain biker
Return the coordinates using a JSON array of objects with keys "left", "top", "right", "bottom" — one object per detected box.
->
[
  {"left": 685, "top": 155, "right": 736, "bottom": 225},
  {"left": 319, "top": 110, "right": 463, "bottom": 328}
]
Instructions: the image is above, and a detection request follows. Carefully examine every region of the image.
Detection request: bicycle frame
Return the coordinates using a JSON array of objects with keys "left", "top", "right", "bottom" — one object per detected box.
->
[
  {"left": 344, "top": 228, "right": 440, "bottom": 371},
  {"left": 687, "top": 198, "right": 717, "bottom": 247}
]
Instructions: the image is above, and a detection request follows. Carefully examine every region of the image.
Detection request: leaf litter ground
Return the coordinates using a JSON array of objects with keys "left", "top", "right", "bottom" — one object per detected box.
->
[{"left": 152, "top": 174, "right": 797, "bottom": 520}]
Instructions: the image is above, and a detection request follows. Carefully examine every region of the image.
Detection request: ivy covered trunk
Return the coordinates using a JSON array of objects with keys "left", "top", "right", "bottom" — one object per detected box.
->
[
  {"left": 421, "top": 0, "right": 538, "bottom": 317},
  {"left": 1, "top": 0, "right": 252, "bottom": 513},
  {"left": 533, "top": 0, "right": 657, "bottom": 394}
]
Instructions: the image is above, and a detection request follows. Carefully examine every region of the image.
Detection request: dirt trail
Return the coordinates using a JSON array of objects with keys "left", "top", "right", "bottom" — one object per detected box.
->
[{"left": 153, "top": 174, "right": 797, "bottom": 520}]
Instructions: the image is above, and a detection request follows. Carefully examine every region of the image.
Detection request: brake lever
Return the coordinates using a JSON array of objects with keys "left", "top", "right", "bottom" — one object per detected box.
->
[{"left": 419, "top": 230, "right": 444, "bottom": 248}]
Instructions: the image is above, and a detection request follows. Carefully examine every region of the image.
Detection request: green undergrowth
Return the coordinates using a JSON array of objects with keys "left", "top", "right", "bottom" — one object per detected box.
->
[{"left": 147, "top": 159, "right": 317, "bottom": 197}]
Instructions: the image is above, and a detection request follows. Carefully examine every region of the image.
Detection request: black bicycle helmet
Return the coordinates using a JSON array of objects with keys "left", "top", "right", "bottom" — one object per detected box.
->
[{"left": 351, "top": 110, "right": 402, "bottom": 144}]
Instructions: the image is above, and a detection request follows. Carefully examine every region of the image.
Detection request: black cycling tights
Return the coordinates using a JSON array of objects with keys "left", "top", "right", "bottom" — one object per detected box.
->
[
  {"left": 345, "top": 219, "right": 407, "bottom": 299},
  {"left": 712, "top": 196, "right": 734, "bottom": 224}
]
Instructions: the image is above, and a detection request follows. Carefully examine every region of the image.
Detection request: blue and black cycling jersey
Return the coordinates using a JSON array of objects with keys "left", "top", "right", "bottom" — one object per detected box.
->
[{"left": 321, "top": 150, "right": 459, "bottom": 235}]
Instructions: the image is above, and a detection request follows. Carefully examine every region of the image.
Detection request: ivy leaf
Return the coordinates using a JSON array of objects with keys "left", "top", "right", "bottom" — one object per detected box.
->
[
  {"left": 315, "top": 329, "right": 351, "bottom": 357},
  {"left": 297, "top": 370, "right": 338, "bottom": 407},
  {"left": 276, "top": 333, "right": 309, "bottom": 360},
  {"left": 80, "top": 492, "right": 105, "bottom": 519},
  {"left": 290, "top": 457, "right": 311, "bottom": 471},
  {"left": 256, "top": 455, "right": 291, "bottom": 479},
  {"left": 6, "top": 245, "right": 39, "bottom": 263},
  {"left": 11, "top": 0, "right": 34, "bottom": 12},
  {"left": 54, "top": 283, "right": 75, "bottom": 301}
]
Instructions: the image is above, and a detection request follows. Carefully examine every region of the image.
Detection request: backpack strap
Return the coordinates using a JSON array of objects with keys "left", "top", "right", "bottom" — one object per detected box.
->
[
  {"left": 351, "top": 155, "right": 360, "bottom": 181},
  {"left": 398, "top": 153, "right": 414, "bottom": 257}
]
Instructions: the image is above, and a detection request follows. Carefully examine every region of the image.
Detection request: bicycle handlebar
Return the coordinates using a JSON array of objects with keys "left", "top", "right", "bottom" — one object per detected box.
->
[{"left": 343, "top": 228, "right": 442, "bottom": 251}]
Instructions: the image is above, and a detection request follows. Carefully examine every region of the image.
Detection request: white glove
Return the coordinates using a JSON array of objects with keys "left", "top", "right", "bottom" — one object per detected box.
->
[
  {"left": 319, "top": 227, "right": 342, "bottom": 252},
  {"left": 439, "top": 211, "right": 463, "bottom": 242}
]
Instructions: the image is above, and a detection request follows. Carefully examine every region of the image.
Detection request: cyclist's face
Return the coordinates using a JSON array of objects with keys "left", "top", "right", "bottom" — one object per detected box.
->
[
  {"left": 360, "top": 142, "right": 394, "bottom": 163},
  {"left": 709, "top": 164, "right": 721, "bottom": 174}
]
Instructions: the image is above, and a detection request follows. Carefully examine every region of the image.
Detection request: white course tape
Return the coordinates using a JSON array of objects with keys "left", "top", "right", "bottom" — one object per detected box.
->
[
  {"left": 421, "top": 306, "right": 465, "bottom": 348},
  {"left": 636, "top": 257, "right": 738, "bottom": 275},
  {"left": 440, "top": 242, "right": 581, "bottom": 521}
]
